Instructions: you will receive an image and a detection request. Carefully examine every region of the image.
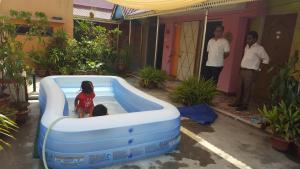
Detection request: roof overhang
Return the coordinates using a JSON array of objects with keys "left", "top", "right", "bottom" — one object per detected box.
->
[{"left": 111, "top": 0, "right": 259, "bottom": 20}]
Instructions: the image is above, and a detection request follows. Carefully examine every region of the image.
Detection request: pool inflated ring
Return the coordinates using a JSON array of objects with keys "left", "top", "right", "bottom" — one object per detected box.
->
[{"left": 38, "top": 76, "right": 180, "bottom": 169}]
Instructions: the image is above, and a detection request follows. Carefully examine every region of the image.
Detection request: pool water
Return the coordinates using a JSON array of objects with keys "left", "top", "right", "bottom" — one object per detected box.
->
[{"left": 62, "top": 87, "right": 128, "bottom": 117}]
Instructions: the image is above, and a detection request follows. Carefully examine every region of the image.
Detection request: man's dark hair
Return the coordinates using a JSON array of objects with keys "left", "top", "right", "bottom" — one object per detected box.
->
[
  {"left": 215, "top": 25, "right": 224, "bottom": 31},
  {"left": 247, "top": 31, "right": 259, "bottom": 40},
  {"left": 81, "top": 81, "right": 93, "bottom": 94},
  {"left": 93, "top": 104, "right": 108, "bottom": 116}
]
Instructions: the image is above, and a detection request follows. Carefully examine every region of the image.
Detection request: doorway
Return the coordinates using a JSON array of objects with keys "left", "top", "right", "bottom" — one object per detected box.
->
[
  {"left": 254, "top": 13, "right": 298, "bottom": 99},
  {"left": 199, "top": 21, "right": 223, "bottom": 78},
  {"left": 146, "top": 17, "right": 158, "bottom": 66},
  {"left": 156, "top": 24, "right": 165, "bottom": 69}
]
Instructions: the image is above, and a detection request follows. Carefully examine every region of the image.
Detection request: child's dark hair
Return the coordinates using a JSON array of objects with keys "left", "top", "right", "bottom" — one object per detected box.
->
[
  {"left": 93, "top": 104, "right": 108, "bottom": 116},
  {"left": 81, "top": 81, "right": 94, "bottom": 94}
]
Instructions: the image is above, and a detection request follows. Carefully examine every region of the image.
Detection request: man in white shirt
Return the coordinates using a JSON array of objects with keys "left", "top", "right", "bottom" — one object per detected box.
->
[
  {"left": 230, "top": 31, "right": 270, "bottom": 111},
  {"left": 204, "top": 25, "right": 230, "bottom": 83}
]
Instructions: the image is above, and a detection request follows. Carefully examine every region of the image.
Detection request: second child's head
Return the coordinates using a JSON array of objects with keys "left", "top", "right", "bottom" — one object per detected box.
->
[{"left": 81, "top": 81, "right": 94, "bottom": 94}]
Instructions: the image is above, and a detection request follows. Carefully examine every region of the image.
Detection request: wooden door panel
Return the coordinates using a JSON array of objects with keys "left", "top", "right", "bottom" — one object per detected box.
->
[
  {"left": 254, "top": 13, "right": 297, "bottom": 99},
  {"left": 177, "top": 21, "right": 200, "bottom": 80},
  {"left": 170, "top": 24, "right": 181, "bottom": 76}
]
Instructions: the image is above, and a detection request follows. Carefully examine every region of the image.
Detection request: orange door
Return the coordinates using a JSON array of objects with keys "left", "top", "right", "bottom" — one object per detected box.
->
[{"left": 170, "top": 24, "right": 181, "bottom": 77}]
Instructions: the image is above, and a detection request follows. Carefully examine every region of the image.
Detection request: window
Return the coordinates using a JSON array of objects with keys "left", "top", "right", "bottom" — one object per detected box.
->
[{"left": 16, "top": 25, "right": 53, "bottom": 36}]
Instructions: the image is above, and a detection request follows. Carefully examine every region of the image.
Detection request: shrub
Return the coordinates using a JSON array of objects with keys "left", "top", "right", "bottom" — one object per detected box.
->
[
  {"left": 170, "top": 77, "right": 217, "bottom": 106},
  {"left": 270, "top": 56, "right": 300, "bottom": 106},
  {"left": 138, "top": 67, "right": 167, "bottom": 88},
  {"left": 259, "top": 101, "right": 300, "bottom": 141}
]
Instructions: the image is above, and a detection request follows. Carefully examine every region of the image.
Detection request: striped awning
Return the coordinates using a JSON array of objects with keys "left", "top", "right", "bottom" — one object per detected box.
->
[{"left": 108, "top": 0, "right": 258, "bottom": 20}]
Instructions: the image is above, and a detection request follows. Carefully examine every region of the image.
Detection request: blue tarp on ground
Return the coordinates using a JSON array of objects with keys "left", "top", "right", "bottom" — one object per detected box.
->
[{"left": 178, "top": 104, "right": 217, "bottom": 125}]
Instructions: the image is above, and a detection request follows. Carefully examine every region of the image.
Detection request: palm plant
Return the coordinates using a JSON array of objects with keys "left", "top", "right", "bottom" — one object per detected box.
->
[{"left": 0, "top": 107, "right": 18, "bottom": 151}]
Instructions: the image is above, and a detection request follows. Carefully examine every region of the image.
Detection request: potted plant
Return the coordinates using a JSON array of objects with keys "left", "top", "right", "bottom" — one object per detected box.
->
[
  {"left": 270, "top": 56, "right": 300, "bottom": 106},
  {"left": 259, "top": 102, "right": 300, "bottom": 152},
  {"left": 138, "top": 67, "right": 167, "bottom": 89},
  {"left": 0, "top": 17, "right": 12, "bottom": 106},
  {"left": 28, "top": 50, "right": 48, "bottom": 77},
  {"left": 0, "top": 19, "right": 29, "bottom": 123},
  {"left": 6, "top": 69, "right": 30, "bottom": 124},
  {"left": 170, "top": 77, "right": 217, "bottom": 106}
]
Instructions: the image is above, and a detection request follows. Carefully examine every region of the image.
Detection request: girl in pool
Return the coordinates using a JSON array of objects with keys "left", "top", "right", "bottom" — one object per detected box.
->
[{"left": 74, "top": 81, "right": 95, "bottom": 118}]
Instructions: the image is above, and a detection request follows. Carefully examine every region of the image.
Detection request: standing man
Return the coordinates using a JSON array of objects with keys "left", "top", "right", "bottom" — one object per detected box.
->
[
  {"left": 230, "top": 31, "right": 270, "bottom": 111},
  {"left": 204, "top": 25, "right": 230, "bottom": 82}
]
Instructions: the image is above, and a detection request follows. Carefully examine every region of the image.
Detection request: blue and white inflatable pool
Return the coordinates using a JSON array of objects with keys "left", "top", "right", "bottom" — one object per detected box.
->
[{"left": 38, "top": 76, "right": 180, "bottom": 169}]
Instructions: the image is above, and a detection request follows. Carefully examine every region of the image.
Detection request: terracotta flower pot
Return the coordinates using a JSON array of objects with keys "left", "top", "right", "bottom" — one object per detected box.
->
[
  {"left": 271, "top": 136, "right": 290, "bottom": 152},
  {"left": 16, "top": 108, "right": 30, "bottom": 124}
]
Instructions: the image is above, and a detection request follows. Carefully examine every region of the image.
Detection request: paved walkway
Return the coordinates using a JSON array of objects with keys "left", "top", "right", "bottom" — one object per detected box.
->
[{"left": 1, "top": 77, "right": 299, "bottom": 169}]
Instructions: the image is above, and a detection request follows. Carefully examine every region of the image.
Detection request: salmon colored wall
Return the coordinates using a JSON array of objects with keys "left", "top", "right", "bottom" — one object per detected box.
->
[
  {"left": 160, "top": 1, "right": 264, "bottom": 93},
  {"left": 161, "top": 22, "right": 175, "bottom": 73},
  {"left": 0, "top": 0, "right": 73, "bottom": 37}
]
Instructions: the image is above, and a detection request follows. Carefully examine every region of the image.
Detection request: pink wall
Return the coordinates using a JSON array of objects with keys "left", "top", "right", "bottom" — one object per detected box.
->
[
  {"left": 160, "top": 1, "right": 265, "bottom": 93},
  {"left": 218, "top": 15, "right": 248, "bottom": 93}
]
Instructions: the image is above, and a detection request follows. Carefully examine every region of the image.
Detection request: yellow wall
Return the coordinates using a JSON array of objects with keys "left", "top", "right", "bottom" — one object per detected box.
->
[
  {"left": 249, "top": 0, "right": 300, "bottom": 69},
  {"left": 0, "top": 0, "right": 73, "bottom": 37}
]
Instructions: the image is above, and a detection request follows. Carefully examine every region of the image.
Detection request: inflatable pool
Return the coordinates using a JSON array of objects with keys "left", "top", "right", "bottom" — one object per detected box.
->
[{"left": 38, "top": 76, "right": 180, "bottom": 169}]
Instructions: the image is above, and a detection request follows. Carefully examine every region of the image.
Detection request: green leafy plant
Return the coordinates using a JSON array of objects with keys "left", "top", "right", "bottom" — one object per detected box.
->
[
  {"left": 0, "top": 106, "right": 18, "bottom": 151},
  {"left": 45, "top": 29, "right": 69, "bottom": 73},
  {"left": 1, "top": 10, "right": 48, "bottom": 105},
  {"left": 138, "top": 67, "right": 167, "bottom": 88},
  {"left": 71, "top": 20, "right": 121, "bottom": 74},
  {"left": 269, "top": 56, "right": 300, "bottom": 106},
  {"left": 259, "top": 101, "right": 300, "bottom": 141},
  {"left": 170, "top": 77, "right": 217, "bottom": 106}
]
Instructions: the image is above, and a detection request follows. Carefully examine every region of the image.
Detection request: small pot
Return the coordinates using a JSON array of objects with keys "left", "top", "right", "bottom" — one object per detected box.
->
[
  {"left": 16, "top": 108, "right": 30, "bottom": 124},
  {"left": 271, "top": 136, "right": 290, "bottom": 152}
]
